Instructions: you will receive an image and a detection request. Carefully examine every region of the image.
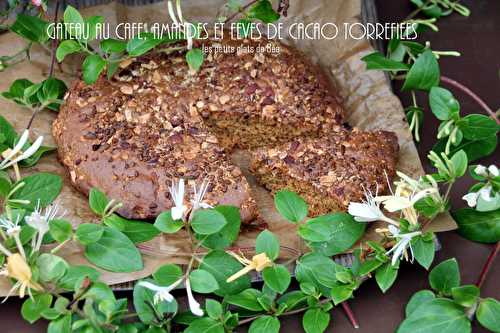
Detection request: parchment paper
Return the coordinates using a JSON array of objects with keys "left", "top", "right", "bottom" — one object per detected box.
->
[{"left": 0, "top": 0, "right": 456, "bottom": 293}]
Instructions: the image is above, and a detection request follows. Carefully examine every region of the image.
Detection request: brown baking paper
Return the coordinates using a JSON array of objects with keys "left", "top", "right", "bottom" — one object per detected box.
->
[{"left": 0, "top": 0, "right": 457, "bottom": 294}]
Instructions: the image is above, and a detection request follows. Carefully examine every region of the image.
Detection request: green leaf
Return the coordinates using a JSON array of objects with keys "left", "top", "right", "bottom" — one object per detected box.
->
[
  {"left": 56, "top": 40, "right": 81, "bottom": 62},
  {"left": 21, "top": 145, "right": 57, "bottom": 167},
  {"left": 277, "top": 291, "right": 308, "bottom": 311},
  {"left": 247, "top": 0, "right": 280, "bottom": 23},
  {"left": 58, "top": 265, "right": 100, "bottom": 291},
  {"left": 429, "top": 87, "right": 460, "bottom": 121},
  {"left": 0, "top": 171, "right": 12, "bottom": 197},
  {"left": 63, "top": 6, "right": 85, "bottom": 38},
  {"left": 375, "top": 262, "right": 399, "bottom": 293},
  {"left": 153, "top": 263, "right": 183, "bottom": 286},
  {"left": 89, "top": 188, "right": 109, "bottom": 216},
  {"left": 82, "top": 54, "right": 106, "bottom": 84},
  {"left": 362, "top": 52, "right": 410, "bottom": 71},
  {"left": 200, "top": 250, "right": 251, "bottom": 297},
  {"left": 47, "top": 314, "right": 71, "bottom": 333},
  {"left": 225, "top": 289, "right": 263, "bottom": 311},
  {"left": 49, "top": 219, "right": 73, "bottom": 243},
  {"left": 397, "top": 298, "right": 470, "bottom": 333},
  {"left": 450, "top": 150, "right": 468, "bottom": 178},
  {"left": 477, "top": 298, "right": 500, "bottom": 333},
  {"left": 0, "top": 115, "right": 19, "bottom": 145},
  {"left": 185, "top": 318, "right": 224, "bottom": 333},
  {"left": 198, "top": 205, "right": 241, "bottom": 249},
  {"left": 205, "top": 299, "right": 223, "bottom": 319},
  {"left": 10, "top": 14, "right": 49, "bottom": 43},
  {"left": 296, "top": 253, "right": 348, "bottom": 292},
  {"left": 274, "top": 190, "right": 308, "bottom": 223},
  {"left": 191, "top": 209, "right": 227, "bottom": 235},
  {"left": 451, "top": 285, "right": 479, "bottom": 308},
  {"left": 330, "top": 284, "right": 353, "bottom": 305},
  {"left": 11, "top": 172, "right": 62, "bottom": 209},
  {"left": 133, "top": 279, "right": 177, "bottom": 324},
  {"left": 126, "top": 33, "right": 163, "bottom": 57},
  {"left": 255, "top": 229, "right": 280, "bottom": 260},
  {"left": 154, "top": 211, "right": 183, "bottom": 234},
  {"left": 429, "top": 258, "right": 460, "bottom": 295},
  {"left": 186, "top": 48, "right": 204, "bottom": 71},
  {"left": 459, "top": 114, "right": 499, "bottom": 140},
  {"left": 405, "top": 290, "right": 435, "bottom": 316},
  {"left": 411, "top": 235, "right": 435, "bottom": 269},
  {"left": 189, "top": 269, "right": 219, "bottom": 294},
  {"left": 402, "top": 50, "right": 440, "bottom": 91},
  {"left": 36, "top": 253, "right": 68, "bottom": 282},
  {"left": 453, "top": 208, "right": 500, "bottom": 243},
  {"left": 118, "top": 218, "right": 160, "bottom": 243},
  {"left": 84, "top": 227, "right": 143, "bottom": 272},
  {"left": 302, "top": 308, "right": 330, "bottom": 333},
  {"left": 249, "top": 315, "right": 280, "bottom": 333},
  {"left": 307, "top": 213, "right": 366, "bottom": 256},
  {"left": 101, "top": 39, "right": 127, "bottom": 53},
  {"left": 262, "top": 265, "right": 291, "bottom": 293},
  {"left": 433, "top": 135, "right": 497, "bottom": 162},
  {"left": 21, "top": 294, "right": 53, "bottom": 324},
  {"left": 75, "top": 223, "right": 104, "bottom": 245},
  {"left": 84, "top": 15, "right": 103, "bottom": 41}
]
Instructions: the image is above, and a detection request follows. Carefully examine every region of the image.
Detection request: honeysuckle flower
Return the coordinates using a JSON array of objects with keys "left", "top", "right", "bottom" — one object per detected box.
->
[
  {"left": 462, "top": 185, "right": 494, "bottom": 208},
  {"left": 375, "top": 187, "right": 436, "bottom": 213},
  {"left": 191, "top": 179, "right": 213, "bottom": 211},
  {"left": 169, "top": 179, "right": 187, "bottom": 220},
  {"left": 0, "top": 130, "right": 44, "bottom": 170},
  {"left": 0, "top": 215, "right": 26, "bottom": 259},
  {"left": 1, "top": 253, "right": 42, "bottom": 302},
  {"left": 168, "top": 0, "right": 194, "bottom": 50},
  {"left": 0, "top": 215, "right": 21, "bottom": 236},
  {"left": 226, "top": 252, "right": 273, "bottom": 283},
  {"left": 488, "top": 165, "right": 499, "bottom": 177},
  {"left": 26, "top": 202, "right": 64, "bottom": 252},
  {"left": 348, "top": 188, "right": 399, "bottom": 226},
  {"left": 138, "top": 279, "right": 183, "bottom": 304},
  {"left": 385, "top": 225, "right": 422, "bottom": 266},
  {"left": 474, "top": 165, "right": 488, "bottom": 177},
  {"left": 185, "top": 278, "right": 204, "bottom": 317},
  {"left": 31, "top": 0, "right": 42, "bottom": 7}
]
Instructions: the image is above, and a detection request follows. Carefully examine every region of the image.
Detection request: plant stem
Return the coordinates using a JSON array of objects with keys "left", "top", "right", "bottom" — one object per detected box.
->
[
  {"left": 342, "top": 302, "right": 360, "bottom": 329},
  {"left": 440, "top": 76, "right": 499, "bottom": 124},
  {"left": 48, "top": 1, "right": 60, "bottom": 78},
  {"left": 223, "top": 0, "right": 259, "bottom": 23},
  {"left": 476, "top": 241, "right": 500, "bottom": 288}
]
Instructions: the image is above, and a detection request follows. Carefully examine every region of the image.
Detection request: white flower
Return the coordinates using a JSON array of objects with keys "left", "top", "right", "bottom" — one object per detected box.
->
[
  {"left": 0, "top": 130, "right": 43, "bottom": 170},
  {"left": 462, "top": 192, "right": 479, "bottom": 207},
  {"left": 138, "top": 279, "right": 182, "bottom": 305},
  {"left": 185, "top": 278, "right": 203, "bottom": 317},
  {"left": 168, "top": 0, "right": 194, "bottom": 50},
  {"left": 488, "top": 165, "right": 499, "bottom": 177},
  {"left": 0, "top": 215, "right": 21, "bottom": 235},
  {"left": 169, "top": 179, "right": 187, "bottom": 220},
  {"left": 474, "top": 165, "right": 488, "bottom": 177},
  {"left": 348, "top": 188, "right": 398, "bottom": 225},
  {"left": 25, "top": 202, "right": 64, "bottom": 252},
  {"left": 376, "top": 188, "right": 436, "bottom": 213},
  {"left": 191, "top": 179, "right": 213, "bottom": 212},
  {"left": 386, "top": 225, "right": 422, "bottom": 266}
]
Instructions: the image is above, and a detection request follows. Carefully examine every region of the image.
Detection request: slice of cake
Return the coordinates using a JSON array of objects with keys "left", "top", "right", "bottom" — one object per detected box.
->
[
  {"left": 52, "top": 78, "right": 258, "bottom": 223},
  {"left": 250, "top": 129, "right": 399, "bottom": 216}
]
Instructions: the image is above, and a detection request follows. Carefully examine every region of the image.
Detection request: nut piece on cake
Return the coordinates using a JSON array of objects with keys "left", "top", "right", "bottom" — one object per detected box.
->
[{"left": 250, "top": 129, "right": 400, "bottom": 216}]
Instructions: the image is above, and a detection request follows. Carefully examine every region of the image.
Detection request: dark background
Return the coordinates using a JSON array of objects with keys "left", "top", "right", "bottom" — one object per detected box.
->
[{"left": 1, "top": 0, "right": 499, "bottom": 332}]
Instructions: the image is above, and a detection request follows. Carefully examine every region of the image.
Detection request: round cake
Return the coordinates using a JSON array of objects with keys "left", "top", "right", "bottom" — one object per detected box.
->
[{"left": 52, "top": 38, "right": 347, "bottom": 222}]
